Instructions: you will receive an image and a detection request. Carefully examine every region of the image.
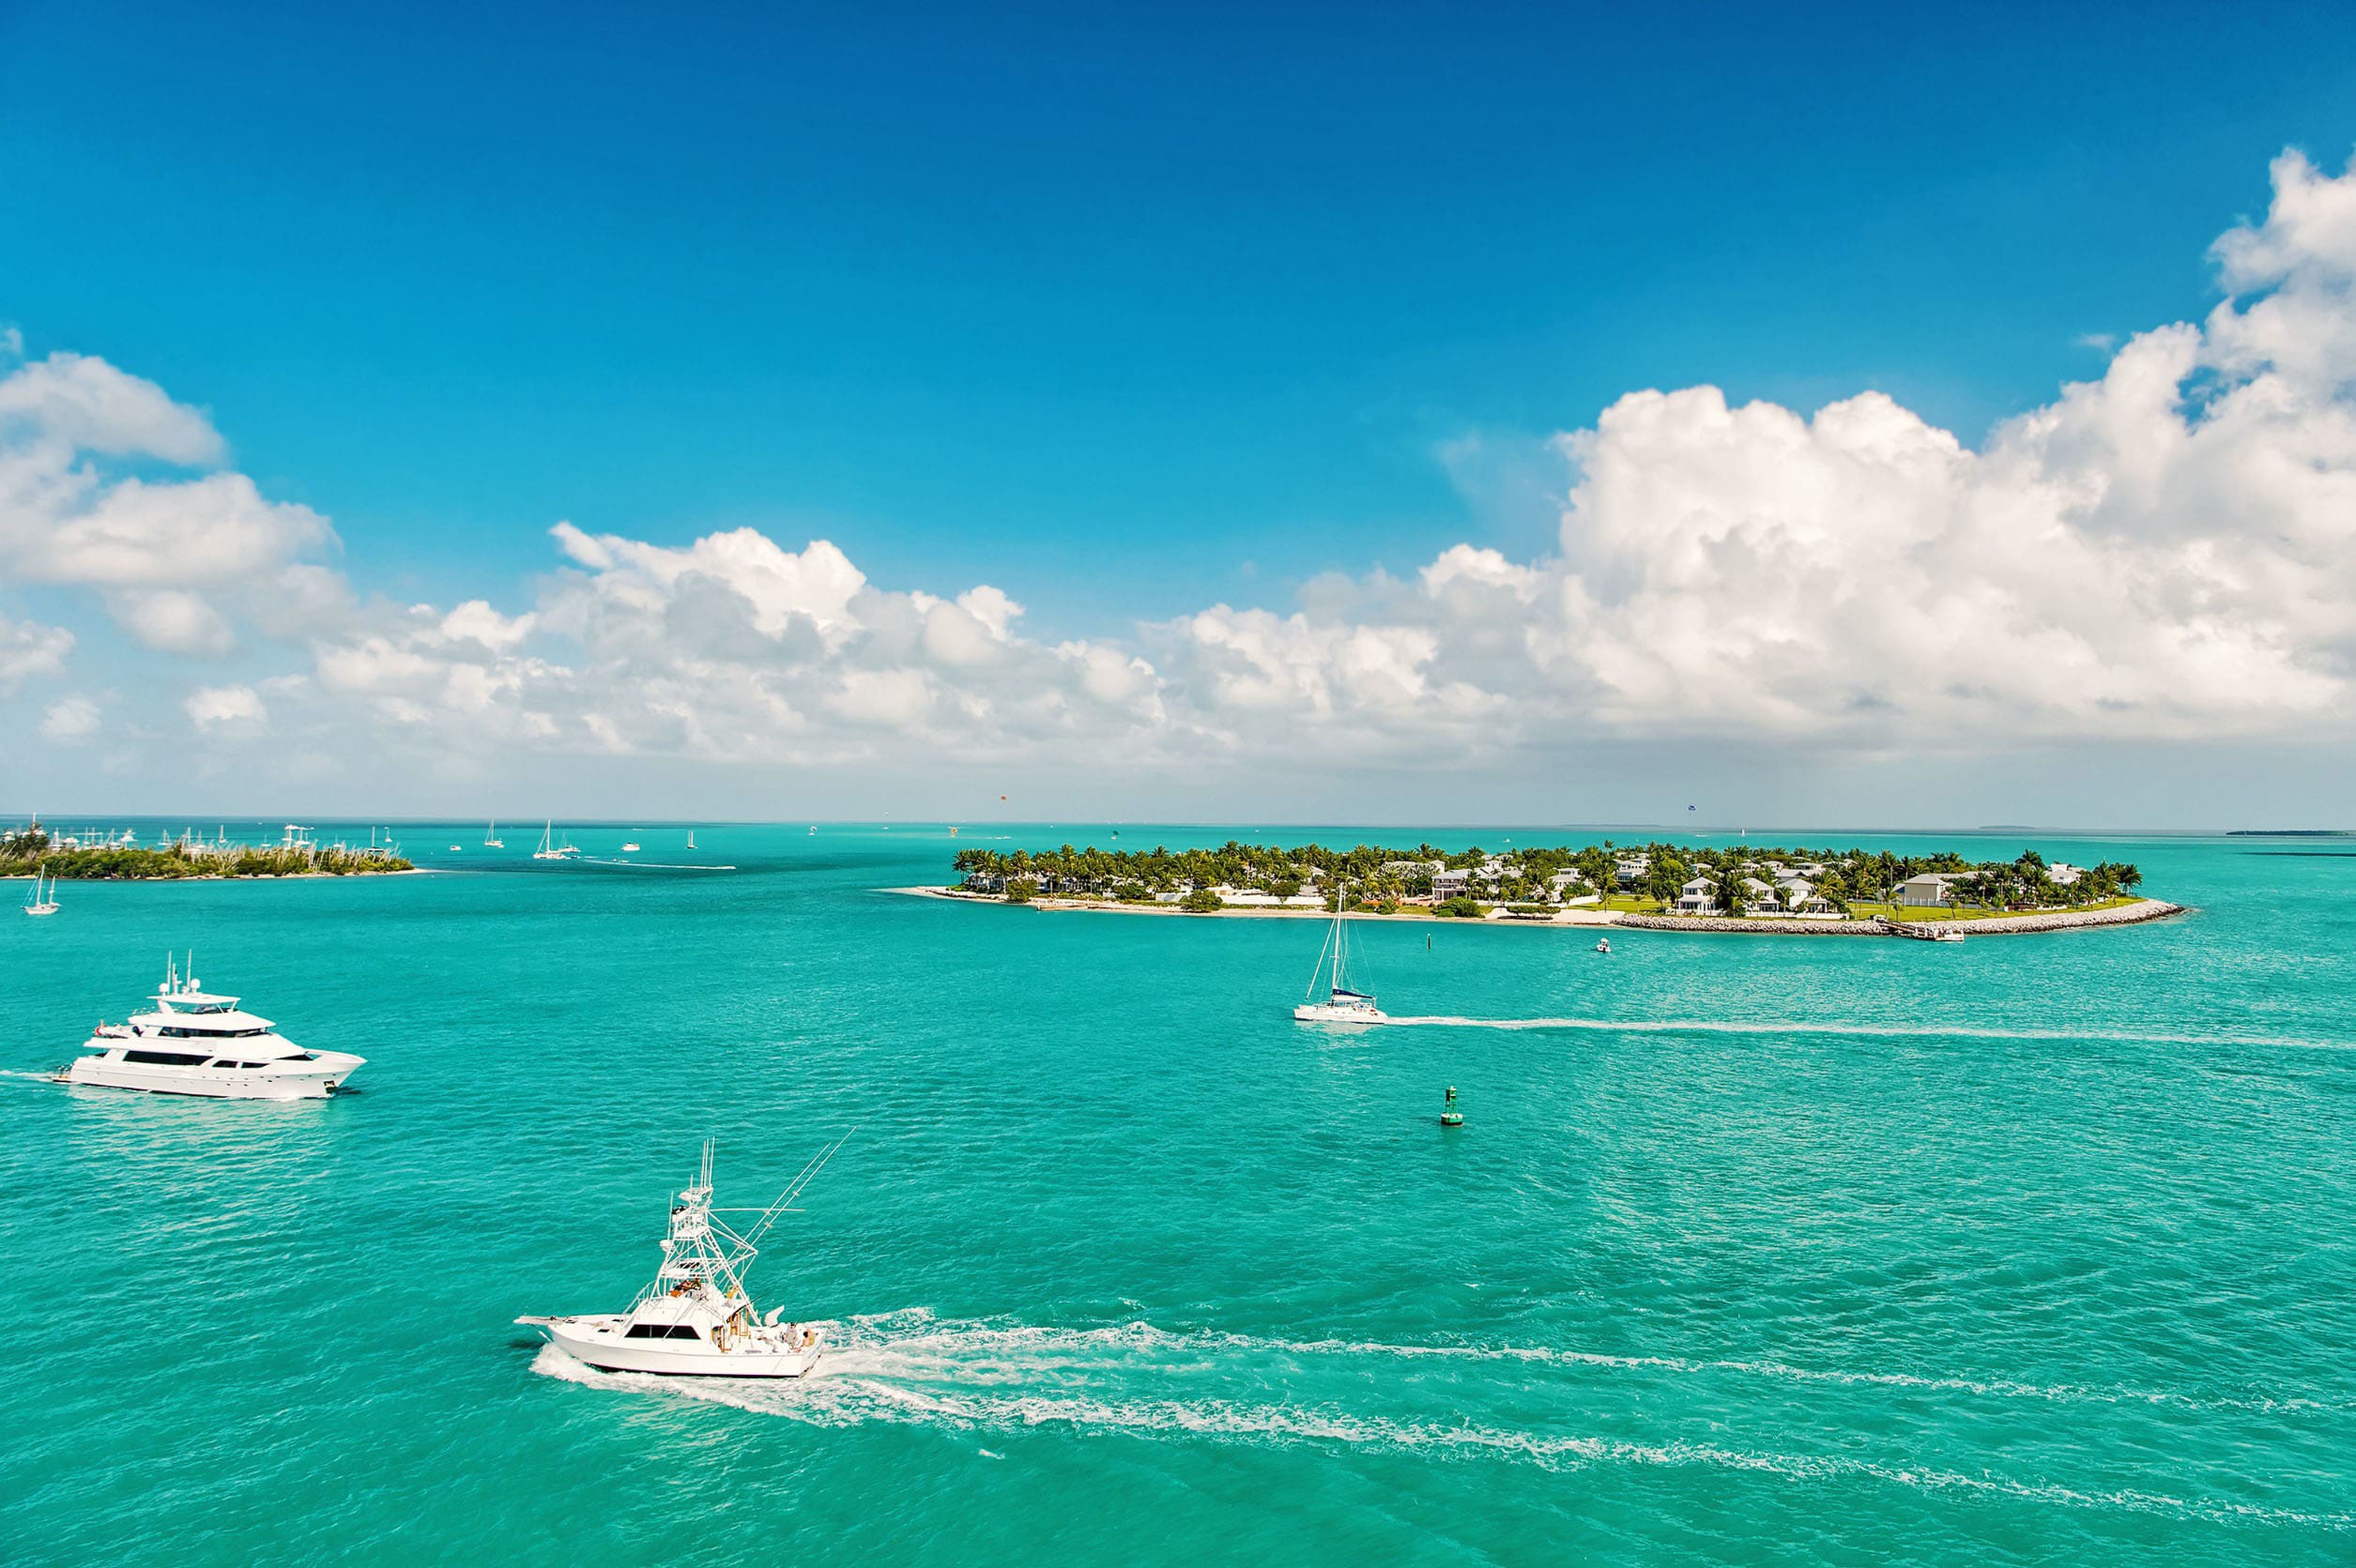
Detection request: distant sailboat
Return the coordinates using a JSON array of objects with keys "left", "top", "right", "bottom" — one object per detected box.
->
[
  {"left": 23, "top": 863, "right": 60, "bottom": 917},
  {"left": 532, "top": 820, "right": 579, "bottom": 860},
  {"left": 686, "top": 830, "right": 697, "bottom": 850},
  {"left": 484, "top": 820, "right": 505, "bottom": 848}
]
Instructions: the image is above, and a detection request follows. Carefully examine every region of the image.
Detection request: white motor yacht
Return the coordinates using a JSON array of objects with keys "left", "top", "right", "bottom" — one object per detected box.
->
[
  {"left": 56, "top": 955, "right": 363, "bottom": 1099},
  {"left": 520, "top": 1137, "right": 847, "bottom": 1378},
  {"left": 1293, "top": 888, "right": 1387, "bottom": 1025}
]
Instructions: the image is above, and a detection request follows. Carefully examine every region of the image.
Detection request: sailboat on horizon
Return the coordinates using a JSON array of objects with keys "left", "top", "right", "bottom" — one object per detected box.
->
[
  {"left": 532, "top": 819, "right": 580, "bottom": 861},
  {"left": 1293, "top": 884, "right": 1386, "bottom": 1025},
  {"left": 23, "top": 862, "right": 60, "bottom": 917},
  {"left": 686, "top": 829, "right": 696, "bottom": 850},
  {"left": 483, "top": 819, "right": 504, "bottom": 848}
]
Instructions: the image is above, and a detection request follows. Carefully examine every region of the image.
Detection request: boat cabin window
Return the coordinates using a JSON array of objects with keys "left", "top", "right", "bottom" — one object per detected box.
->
[
  {"left": 622, "top": 1323, "right": 703, "bottom": 1340},
  {"left": 159, "top": 1026, "right": 268, "bottom": 1039},
  {"left": 124, "top": 1050, "right": 208, "bottom": 1067}
]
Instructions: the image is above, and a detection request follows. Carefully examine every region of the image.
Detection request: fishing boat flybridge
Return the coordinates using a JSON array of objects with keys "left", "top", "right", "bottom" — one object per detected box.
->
[
  {"left": 1294, "top": 887, "right": 1387, "bottom": 1025},
  {"left": 55, "top": 955, "right": 363, "bottom": 1099},
  {"left": 519, "top": 1136, "right": 849, "bottom": 1378}
]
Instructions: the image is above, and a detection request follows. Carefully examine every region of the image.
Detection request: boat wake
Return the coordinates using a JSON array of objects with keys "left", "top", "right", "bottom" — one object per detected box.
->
[
  {"left": 1370, "top": 1015, "right": 2344, "bottom": 1051},
  {"left": 530, "top": 1310, "right": 2345, "bottom": 1527}
]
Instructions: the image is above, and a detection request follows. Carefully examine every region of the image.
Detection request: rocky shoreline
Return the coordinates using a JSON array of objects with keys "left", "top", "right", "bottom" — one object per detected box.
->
[{"left": 1618, "top": 899, "right": 2185, "bottom": 936}]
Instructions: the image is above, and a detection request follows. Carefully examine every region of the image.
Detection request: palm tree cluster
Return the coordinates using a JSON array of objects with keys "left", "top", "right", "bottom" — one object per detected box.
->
[
  {"left": 950, "top": 840, "right": 2142, "bottom": 912},
  {"left": 0, "top": 831, "right": 413, "bottom": 880}
]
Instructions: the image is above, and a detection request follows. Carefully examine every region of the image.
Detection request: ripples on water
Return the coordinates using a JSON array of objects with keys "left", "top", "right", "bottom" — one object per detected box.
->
[{"left": 2, "top": 826, "right": 2351, "bottom": 1565}]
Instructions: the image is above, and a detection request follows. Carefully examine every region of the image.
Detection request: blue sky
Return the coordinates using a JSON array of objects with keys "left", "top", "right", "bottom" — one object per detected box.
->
[
  {"left": 4, "top": 2, "right": 2348, "bottom": 628},
  {"left": 3, "top": 3, "right": 2355, "bottom": 821}
]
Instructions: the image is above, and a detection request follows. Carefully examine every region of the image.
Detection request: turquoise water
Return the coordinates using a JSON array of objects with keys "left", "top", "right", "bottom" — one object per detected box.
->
[{"left": 3, "top": 824, "right": 2351, "bottom": 1564}]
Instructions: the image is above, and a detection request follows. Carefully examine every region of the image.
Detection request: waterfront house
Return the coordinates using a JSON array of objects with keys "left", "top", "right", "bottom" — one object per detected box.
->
[
  {"left": 1674, "top": 875, "right": 1721, "bottom": 915},
  {"left": 1897, "top": 873, "right": 1959, "bottom": 906},
  {"left": 1776, "top": 876, "right": 1842, "bottom": 917},
  {"left": 1432, "top": 868, "right": 1475, "bottom": 897},
  {"left": 1615, "top": 856, "right": 1649, "bottom": 889}
]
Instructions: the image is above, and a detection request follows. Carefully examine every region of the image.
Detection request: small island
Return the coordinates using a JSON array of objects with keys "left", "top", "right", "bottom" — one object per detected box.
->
[
  {"left": 3, "top": 822, "right": 415, "bottom": 880},
  {"left": 920, "top": 839, "right": 2181, "bottom": 936}
]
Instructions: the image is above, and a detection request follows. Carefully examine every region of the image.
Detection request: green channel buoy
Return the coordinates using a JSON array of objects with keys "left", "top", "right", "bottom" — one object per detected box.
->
[{"left": 1440, "top": 1086, "right": 1463, "bottom": 1127}]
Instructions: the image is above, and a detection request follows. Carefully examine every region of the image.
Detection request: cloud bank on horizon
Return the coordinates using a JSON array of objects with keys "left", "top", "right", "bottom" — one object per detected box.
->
[{"left": 3, "top": 150, "right": 2354, "bottom": 811}]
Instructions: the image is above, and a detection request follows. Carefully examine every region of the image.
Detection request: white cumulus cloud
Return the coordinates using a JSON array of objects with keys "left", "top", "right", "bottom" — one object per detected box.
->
[{"left": 8, "top": 145, "right": 2356, "bottom": 804}]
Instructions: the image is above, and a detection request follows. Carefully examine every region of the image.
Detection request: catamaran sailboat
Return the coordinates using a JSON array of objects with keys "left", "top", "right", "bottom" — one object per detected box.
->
[
  {"left": 1294, "top": 889, "right": 1387, "bottom": 1024},
  {"left": 23, "top": 865, "right": 60, "bottom": 916},
  {"left": 55, "top": 955, "right": 364, "bottom": 1098},
  {"left": 532, "top": 820, "right": 580, "bottom": 860},
  {"left": 519, "top": 1136, "right": 848, "bottom": 1378},
  {"left": 483, "top": 820, "right": 504, "bottom": 848}
]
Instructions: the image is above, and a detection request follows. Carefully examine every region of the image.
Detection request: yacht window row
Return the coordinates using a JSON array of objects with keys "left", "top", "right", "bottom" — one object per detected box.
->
[
  {"left": 622, "top": 1323, "right": 705, "bottom": 1341},
  {"left": 117, "top": 1050, "right": 314, "bottom": 1069}
]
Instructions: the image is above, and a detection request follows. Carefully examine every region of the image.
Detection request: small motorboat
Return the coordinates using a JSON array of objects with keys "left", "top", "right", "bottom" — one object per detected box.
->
[
  {"left": 520, "top": 1136, "right": 847, "bottom": 1379},
  {"left": 620, "top": 842, "right": 641, "bottom": 853},
  {"left": 1934, "top": 930, "right": 1966, "bottom": 943},
  {"left": 1595, "top": 936, "right": 1611, "bottom": 953}
]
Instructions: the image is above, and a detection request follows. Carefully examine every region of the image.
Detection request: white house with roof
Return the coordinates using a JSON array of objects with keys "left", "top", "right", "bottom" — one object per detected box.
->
[
  {"left": 1615, "top": 855, "right": 1649, "bottom": 888},
  {"left": 2048, "top": 862, "right": 2086, "bottom": 886},
  {"left": 1432, "top": 867, "right": 1475, "bottom": 897},
  {"left": 1674, "top": 875, "right": 1720, "bottom": 914},
  {"left": 1775, "top": 875, "right": 1843, "bottom": 917},
  {"left": 1897, "top": 872, "right": 1960, "bottom": 906}
]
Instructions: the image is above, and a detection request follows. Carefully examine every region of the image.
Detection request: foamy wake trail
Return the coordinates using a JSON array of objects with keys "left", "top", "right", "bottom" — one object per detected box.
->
[
  {"left": 1369, "top": 1016, "right": 2343, "bottom": 1051},
  {"left": 528, "top": 1312, "right": 2345, "bottom": 1527}
]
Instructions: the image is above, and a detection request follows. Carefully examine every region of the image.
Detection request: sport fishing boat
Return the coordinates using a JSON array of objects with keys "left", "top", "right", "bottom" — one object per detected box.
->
[
  {"left": 520, "top": 1137, "right": 847, "bottom": 1378},
  {"left": 23, "top": 864, "right": 59, "bottom": 916},
  {"left": 1294, "top": 888, "right": 1386, "bottom": 1025},
  {"left": 55, "top": 955, "right": 363, "bottom": 1099}
]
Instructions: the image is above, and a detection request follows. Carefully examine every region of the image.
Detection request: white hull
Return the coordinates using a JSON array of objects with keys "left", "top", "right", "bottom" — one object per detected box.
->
[
  {"left": 530, "top": 1317, "right": 825, "bottom": 1378},
  {"left": 1293, "top": 1003, "right": 1387, "bottom": 1025},
  {"left": 60, "top": 1052, "right": 362, "bottom": 1100}
]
